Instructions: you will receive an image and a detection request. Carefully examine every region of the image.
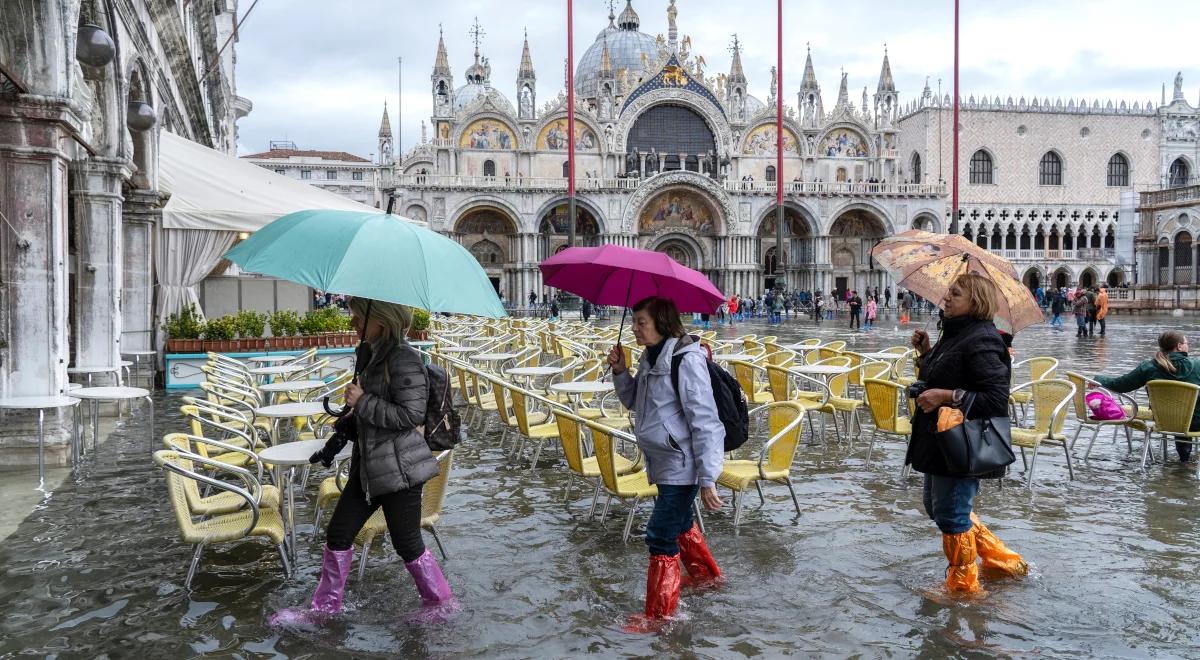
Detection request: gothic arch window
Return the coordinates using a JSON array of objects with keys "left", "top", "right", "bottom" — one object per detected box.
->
[
  {"left": 911, "top": 152, "right": 922, "bottom": 183},
  {"left": 1039, "top": 151, "right": 1063, "bottom": 186},
  {"left": 1019, "top": 226, "right": 1031, "bottom": 250},
  {"left": 1106, "top": 153, "right": 1129, "bottom": 187},
  {"left": 562, "top": 161, "right": 569, "bottom": 178},
  {"left": 1005, "top": 225, "right": 1017, "bottom": 250},
  {"left": 1034, "top": 225, "right": 1046, "bottom": 250},
  {"left": 483, "top": 160, "right": 496, "bottom": 177},
  {"left": 1169, "top": 157, "right": 1191, "bottom": 187},
  {"left": 627, "top": 104, "right": 718, "bottom": 165},
  {"left": 1105, "top": 226, "right": 1115, "bottom": 249},
  {"left": 763, "top": 246, "right": 778, "bottom": 273},
  {"left": 969, "top": 150, "right": 993, "bottom": 184},
  {"left": 765, "top": 166, "right": 776, "bottom": 182},
  {"left": 1175, "top": 231, "right": 1194, "bottom": 284}
]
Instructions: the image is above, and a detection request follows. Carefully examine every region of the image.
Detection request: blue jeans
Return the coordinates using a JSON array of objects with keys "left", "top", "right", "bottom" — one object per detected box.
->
[
  {"left": 645, "top": 484, "right": 699, "bottom": 556},
  {"left": 922, "top": 475, "right": 979, "bottom": 534}
]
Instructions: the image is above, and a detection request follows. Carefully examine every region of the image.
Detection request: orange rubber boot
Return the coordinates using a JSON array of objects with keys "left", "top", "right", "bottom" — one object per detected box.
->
[
  {"left": 942, "top": 531, "right": 983, "bottom": 595},
  {"left": 971, "top": 513, "right": 1029, "bottom": 578},
  {"left": 677, "top": 523, "right": 721, "bottom": 587},
  {"left": 623, "top": 554, "right": 682, "bottom": 633}
]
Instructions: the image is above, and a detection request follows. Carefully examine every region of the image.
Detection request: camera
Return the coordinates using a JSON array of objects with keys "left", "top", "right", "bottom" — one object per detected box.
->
[{"left": 906, "top": 380, "right": 929, "bottom": 399}]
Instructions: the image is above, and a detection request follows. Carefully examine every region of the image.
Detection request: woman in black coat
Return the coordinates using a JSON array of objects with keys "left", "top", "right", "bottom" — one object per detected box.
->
[{"left": 907, "top": 273, "right": 1028, "bottom": 595}]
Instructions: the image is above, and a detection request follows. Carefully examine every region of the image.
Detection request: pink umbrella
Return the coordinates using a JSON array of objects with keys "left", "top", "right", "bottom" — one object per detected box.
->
[{"left": 540, "top": 244, "right": 725, "bottom": 334}]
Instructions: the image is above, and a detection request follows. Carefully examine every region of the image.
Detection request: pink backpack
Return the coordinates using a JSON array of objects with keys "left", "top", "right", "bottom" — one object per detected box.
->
[{"left": 1086, "top": 391, "right": 1126, "bottom": 421}]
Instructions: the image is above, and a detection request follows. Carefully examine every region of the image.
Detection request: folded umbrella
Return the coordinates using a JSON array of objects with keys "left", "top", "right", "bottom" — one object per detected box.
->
[{"left": 870, "top": 229, "right": 1043, "bottom": 333}]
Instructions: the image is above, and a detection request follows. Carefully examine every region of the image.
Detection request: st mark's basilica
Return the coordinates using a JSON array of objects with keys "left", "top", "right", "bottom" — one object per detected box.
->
[{"left": 385, "top": 0, "right": 1200, "bottom": 300}]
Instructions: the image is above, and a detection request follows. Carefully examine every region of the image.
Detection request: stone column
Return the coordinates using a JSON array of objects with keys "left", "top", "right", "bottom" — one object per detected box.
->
[
  {"left": 71, "top": 158, "right": 131, "bottom": 375},
  {"left": 122, "top": 190, "right": 164, "bottom": 354}
]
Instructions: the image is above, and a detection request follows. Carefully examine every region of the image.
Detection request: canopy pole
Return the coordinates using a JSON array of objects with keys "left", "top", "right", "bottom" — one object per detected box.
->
[
  {"left": 950, "top": 0, "right": 960, "bottom": 234},
  {"left": 774, "top": 0, "right": 785, "bottom": 289},
  {"left": 566, "top": 0, "right": 577, "bottom": 249}
]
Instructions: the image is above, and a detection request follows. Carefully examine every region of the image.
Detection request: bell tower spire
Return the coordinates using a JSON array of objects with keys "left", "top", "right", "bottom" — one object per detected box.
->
[
  {"left": 726, "top": 34, "right": 748, "bottom": 122},
  {"left": 517, "top": 28, "right": 537, "bottom": 120},
  {"left": 431, "top": 24, "right": 454, "bottom": 117},
  {"left": 377, "top": 100, "right": 393, "bottom": 164}
]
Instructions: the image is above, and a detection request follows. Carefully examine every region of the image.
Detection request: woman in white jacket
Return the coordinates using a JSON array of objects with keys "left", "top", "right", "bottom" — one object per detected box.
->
[{"left": 608, "top": 296, "right": 725, "bottom": 631}]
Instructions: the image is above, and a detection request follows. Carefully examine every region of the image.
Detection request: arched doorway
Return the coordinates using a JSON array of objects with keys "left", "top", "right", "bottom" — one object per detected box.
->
[
  {"left": 828, "top": 208, "right": 888, "bottom": 297},
  {"left": 1079, "top": 268, "right": 1097, "bottom": 289},
  {"left": 655, "top": 238, "right": 698, "bottom": 270},
  {"left": 455, "top": 206, "right": 519, "bottom": 295},
  {"left": 1023, "top": 268, "right": 1041, "bottom": 292},
  {"left": 626, "top": 104, "right": 718, "bottom": 175},
  {"left": 1053, "top": 268, "right": 1071, "bottom": 290},
  {"left": 1174, "top": 231, "right": 1193, "bottom": 284},
  {"left": 912, "top": 213, "right": 939, "bottom": 232},
  {"left": 1106, "top": 268, "right": 1124, "bottom": 287},
  {"left": 758, "top": 206, "right": 815, "bottom": 291},
  {"left": 538, "top": 202, "right": 601, "bottom": 259},
  {"left": 1169, "top": 157, "right": 1191, "bottom": 187}
]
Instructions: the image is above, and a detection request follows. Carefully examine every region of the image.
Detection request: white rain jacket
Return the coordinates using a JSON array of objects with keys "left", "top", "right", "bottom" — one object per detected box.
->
[{"left": 614, "top": 335, "right": 725, "bottom": 487}]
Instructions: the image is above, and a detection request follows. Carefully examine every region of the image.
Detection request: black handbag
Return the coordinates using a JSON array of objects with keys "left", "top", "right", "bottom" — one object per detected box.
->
[{"left": 935, "top": 392, "right": 1016, "bottom": 478}]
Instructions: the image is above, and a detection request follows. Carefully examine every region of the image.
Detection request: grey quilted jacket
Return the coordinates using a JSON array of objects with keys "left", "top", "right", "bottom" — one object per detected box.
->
[{"left": 352, "top": 335, "right": 437, "bottom": 500}]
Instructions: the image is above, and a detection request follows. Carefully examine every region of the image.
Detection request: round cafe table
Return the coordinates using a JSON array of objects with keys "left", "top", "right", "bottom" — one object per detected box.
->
[
  {"left": 259, "top": 438, "right": 336, "bottom": 562},
  {"left": 0, "top": 396, "right": 80, "bottom": 489},
  {"left": 857, "top": 352, "right": 905, "bottom": 361},
  {"left": 473, "top": 353, "right": 517, "bottom": 368},
  {"left": 259, "top": 379, "right": 326, "bottom": 405},
  {"left": 250, "top": 363, "right": 306, "bottom": 384},
  {"left": 69, "top": 387, "right": 153, "bottom": 461},
  {"left": 256, "top": 401, "right": 328, "bottom": 443},
  {"left": 505, "top": 366, "right": 561, "bottom": 388},
  {"left": 782, "top": 344, "right": 822, "bottom": 353},
  {"left": 121, "top": 350, "right": 157, "bottom": 387},
  {"left": 789, "top": 364, "right": 852, "bottom": 376},
  {"left": 713, "top": 353, "right": 758, "bottom": 362},
  {"left": 437, "top": 346, "right": 477, "bottom": 355},
  {"left": 550, "top": 381, "right": 614, "bottom": 407}
]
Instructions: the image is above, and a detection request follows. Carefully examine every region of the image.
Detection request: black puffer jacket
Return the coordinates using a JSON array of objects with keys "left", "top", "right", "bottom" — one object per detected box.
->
[
  {"left": 905, "top": 316, "right": 1012, "bottom": 477},
  {"left": 352, "top": 335, "right": 437, "bottom": 500}
]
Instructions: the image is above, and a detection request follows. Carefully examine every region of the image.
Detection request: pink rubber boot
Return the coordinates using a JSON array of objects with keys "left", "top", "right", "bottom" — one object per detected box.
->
[
  {"left": 404, "top": 548, "right": 460, "bottom": 624},
  {"left": 269, "top": 544, "right": 354, "bottom": 626}
]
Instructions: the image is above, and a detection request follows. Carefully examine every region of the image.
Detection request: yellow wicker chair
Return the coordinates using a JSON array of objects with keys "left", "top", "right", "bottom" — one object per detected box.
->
[
  {"left": 1063, "top": 371, "right": 1147, "bottom": 460},
  {"left": 586, "top": 421, "right": 659, "bottom": 543},
  {"left": 730, "top": 360, "right": 775, "bottom": 405},
  {"left": 156, "top": 440, "right": 280, "bottom": 516},
  {"left": 822, "top": 340, "right": 847, "bottom": 352},
  {"left": 810, "top": 357, "right": 860, "bottom": 442},
  {"left": 1010, "top": 357, "right": 1060, "bottom": 420},
  {"left": 314, "top": 457, "right": 350, "bottom": 527},
  {"left": 1009, "top": 379, "right": 1077, "bottom": 490},
  {"left": 890, "top": 349, "right": 917, "bottom": 386},
  {"left": 862, "top": 378, "right": 912, "bottom": 470},
  {"left": 716, "top": 402, "right": 806, "bottom": 527},
  {"left": 1143, "top": 380, "right": 1200, "bottom": 470},
  {"left": 509, "top": 385, "right": 562, "bottom": 468},
  {"left": 153, "top": 449, "right": 289, "bottom": 588},
  {"left": 552, "top": 409, "right": 638, "bottom": 517},
  {"left": 354, "top": 450, "right": 455, "bottom": 579}
]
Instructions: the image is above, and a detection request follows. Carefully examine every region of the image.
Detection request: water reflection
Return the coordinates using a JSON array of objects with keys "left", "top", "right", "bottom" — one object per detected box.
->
[{"left": 1, "top": 312, "right": 1200, "bottom": 656}]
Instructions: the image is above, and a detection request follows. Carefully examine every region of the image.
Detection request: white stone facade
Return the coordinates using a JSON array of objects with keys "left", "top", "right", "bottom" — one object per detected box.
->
[
  {"left": 0, "top": 0, "right": 245, "bottom": 464},
  {"left": 241, "top": 142, "right": 380, "bottom": 208}
]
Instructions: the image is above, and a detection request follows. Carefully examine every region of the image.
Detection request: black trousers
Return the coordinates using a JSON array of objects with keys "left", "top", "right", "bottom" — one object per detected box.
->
[
  {"left": 850, "top": 311, "right": 861, "bottom": 328},
  {"left": 326, "top": 463, "right": 426, "bottom": 562}
]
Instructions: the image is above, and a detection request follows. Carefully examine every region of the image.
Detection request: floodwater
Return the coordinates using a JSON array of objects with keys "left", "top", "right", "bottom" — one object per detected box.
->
[{"left": 3, "top": 309, "right": 1200, "bottom": 658}]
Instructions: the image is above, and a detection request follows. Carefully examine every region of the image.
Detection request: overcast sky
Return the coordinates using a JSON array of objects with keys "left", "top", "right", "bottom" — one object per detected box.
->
[{"left": 235, "top": 0, "right": 1200, "bottom": 159}]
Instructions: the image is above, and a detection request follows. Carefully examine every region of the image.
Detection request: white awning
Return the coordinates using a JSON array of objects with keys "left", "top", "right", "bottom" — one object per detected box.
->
[{"left": 159, "top": 131, "right": 390, "bottom": 231}]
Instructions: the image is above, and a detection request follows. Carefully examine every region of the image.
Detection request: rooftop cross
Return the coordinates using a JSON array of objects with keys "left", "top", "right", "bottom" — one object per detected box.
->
[{"left": 469, "top": 17, "right": 485, "bottom": 57}]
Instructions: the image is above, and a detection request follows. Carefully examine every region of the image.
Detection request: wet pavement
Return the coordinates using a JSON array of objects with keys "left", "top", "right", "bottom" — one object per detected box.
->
[{"left": 2, "top": 308, "right": 1200, "bottom": 658}]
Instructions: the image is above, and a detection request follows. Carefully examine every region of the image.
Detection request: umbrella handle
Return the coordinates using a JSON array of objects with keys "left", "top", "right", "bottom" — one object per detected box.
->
[{"left": 323, "top": 395, "right": 350, "bottom": 418}]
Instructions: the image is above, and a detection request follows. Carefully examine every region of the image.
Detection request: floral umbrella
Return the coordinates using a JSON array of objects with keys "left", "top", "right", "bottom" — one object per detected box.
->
[{"left": 870, "top": 229, "right": 1044, "bottom": 332}]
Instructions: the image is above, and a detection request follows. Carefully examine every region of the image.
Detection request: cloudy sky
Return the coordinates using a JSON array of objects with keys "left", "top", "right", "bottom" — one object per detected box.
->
[{"left": 235, "top": 0, "right": 1200, "bottom": 158}]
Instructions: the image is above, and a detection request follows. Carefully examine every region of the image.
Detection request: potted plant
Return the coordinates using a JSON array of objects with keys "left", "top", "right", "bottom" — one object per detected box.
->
[
  {"left": 202, "top": 315, "right": 238, "bottom": 352},
  {"left": 164, "top": 304, "right": 204, "bottom": 352},
  {"left": 407, "top": 308, "right": 431, "bottom": 341},
  {"left": 235, "top": 309, "right": 267, "bottom": 350}
]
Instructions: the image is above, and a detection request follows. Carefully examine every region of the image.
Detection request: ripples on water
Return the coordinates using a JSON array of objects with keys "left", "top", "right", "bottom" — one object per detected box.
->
[{"left": 3, "top": 311, "right": 1200, "bottom": 657}]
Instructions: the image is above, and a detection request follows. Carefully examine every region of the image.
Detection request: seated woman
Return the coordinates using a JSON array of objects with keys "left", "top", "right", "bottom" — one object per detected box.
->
[{"left": 1096, "top": 331, "right": 1200, "bottom": 462}]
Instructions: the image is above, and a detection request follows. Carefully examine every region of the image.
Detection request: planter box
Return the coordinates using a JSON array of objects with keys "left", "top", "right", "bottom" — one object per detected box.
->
[
  {"left": 407, "top": 329, "right": 430, "bottom": 341},
  {"left": 166, "top": 338, "right": 203, "bottom": 352}
]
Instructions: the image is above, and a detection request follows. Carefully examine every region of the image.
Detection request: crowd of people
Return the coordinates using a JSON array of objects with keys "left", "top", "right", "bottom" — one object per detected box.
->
[{"left": 1039, "top": 285, "right": 1110, "bottom": 337}]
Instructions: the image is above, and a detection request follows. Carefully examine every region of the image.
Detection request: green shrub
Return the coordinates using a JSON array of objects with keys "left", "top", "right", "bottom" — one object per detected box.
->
[
  {"left": 411, "top": 308, "right": 430, "bottom": 333},
  {"left": 164, "top": 304, "right": 204, "bottom": 339},
  {"left": 269, "top": 310, "right": 301, "bottom": 336},
  {"left": 234, "top": 309, "right": 266, "bottom": 338},
  {"left": 202, "top": 315, "right": 237, "bottom": 341}
]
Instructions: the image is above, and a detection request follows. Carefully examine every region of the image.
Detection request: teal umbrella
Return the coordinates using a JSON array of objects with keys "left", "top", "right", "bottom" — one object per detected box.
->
[{"left": 224, "top": 209, "right": 506, "bottom": 318}]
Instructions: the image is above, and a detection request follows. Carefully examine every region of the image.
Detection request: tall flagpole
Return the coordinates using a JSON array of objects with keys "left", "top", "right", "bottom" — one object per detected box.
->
[
  {"left": 397, "top": 56, "right": 402, "bottom": 161},
  {"left": 774, "top": 0, "right": 784, "bottom": 286},
  {"left": 950, "top": 0, "right": 960, "bottom": 234},
  {"left": 566, "top": 0, "right": 577, "bottom": 248}
]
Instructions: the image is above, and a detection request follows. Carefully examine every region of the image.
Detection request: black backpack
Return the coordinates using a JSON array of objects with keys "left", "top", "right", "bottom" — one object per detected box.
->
[
  {"left": 422, "top": 363, "right": 463, "bottom": 451},
  {"left": 669, "top": 345, "right": 750, "bottom": 453}
]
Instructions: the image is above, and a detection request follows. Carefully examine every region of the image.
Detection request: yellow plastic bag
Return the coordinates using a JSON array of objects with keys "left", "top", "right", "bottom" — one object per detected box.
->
[{"left": 937, "top": 407, "right": 964, "bottom": 433}]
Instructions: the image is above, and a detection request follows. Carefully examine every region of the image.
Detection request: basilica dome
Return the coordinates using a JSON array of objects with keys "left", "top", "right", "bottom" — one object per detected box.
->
[
  {"left": 575, "top": 2, "right": 659, "bottom": 100},
  {"left": 454, "top": 82, "right": 513, "bottom": 114}
]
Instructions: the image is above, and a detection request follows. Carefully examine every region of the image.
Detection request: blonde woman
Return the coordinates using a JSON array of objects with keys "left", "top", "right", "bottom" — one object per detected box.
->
[
  {"left": 1098, "top": 331, "right": 1200, "bottom": 462},
  {"left": 272, "top": 298, "right": 456, "bottom": 626},
  {"left": 907, "top": 273, "right": 1027, "bottom": 595}
]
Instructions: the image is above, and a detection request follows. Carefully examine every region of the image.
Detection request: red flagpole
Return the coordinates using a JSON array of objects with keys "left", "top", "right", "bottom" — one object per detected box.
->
[
  {"left": 950, "top": 0, "right": 960, "bottom": 234},
  {"left": 775, "top": 0, "right": 785, "bottom": 281},
  {"left": 566, "top": 0, "right": 577, "bottom": 247}
]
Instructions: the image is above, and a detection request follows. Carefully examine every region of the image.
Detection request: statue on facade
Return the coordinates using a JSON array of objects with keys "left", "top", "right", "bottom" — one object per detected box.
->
[
  {"left": 647, "top": 147, "right": 659, "bottom": 174},
  {"left": 1174, "top": 71, "right": 1185, "bottom": 101},
  {"left": 520, "top": 88, "right": 533, "bottom": 117}
]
